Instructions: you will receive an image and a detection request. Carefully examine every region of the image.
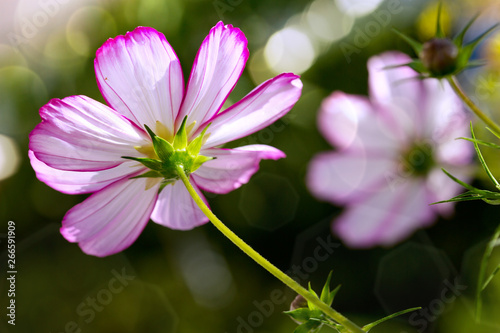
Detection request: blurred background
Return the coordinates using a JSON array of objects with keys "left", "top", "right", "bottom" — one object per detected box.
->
[{"left": 1, "top": 0, "right": 500, "bottom": 332}]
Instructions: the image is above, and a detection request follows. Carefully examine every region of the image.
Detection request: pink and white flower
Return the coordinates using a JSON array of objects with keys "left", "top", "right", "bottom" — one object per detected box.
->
[
  {"left": 29, "top": 22, "right": 302, "bottom": 256},
  {"left": 307, "top": 52, "right": 472, "bottom": 248}
]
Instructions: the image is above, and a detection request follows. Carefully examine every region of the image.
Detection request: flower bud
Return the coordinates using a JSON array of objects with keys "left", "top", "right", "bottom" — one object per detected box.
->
[
  {"left": 419, "top": 38, "right": 458, "bottom": 76},
  {"left": 290, "top": 294, "right": 308, "bottom": 311}
]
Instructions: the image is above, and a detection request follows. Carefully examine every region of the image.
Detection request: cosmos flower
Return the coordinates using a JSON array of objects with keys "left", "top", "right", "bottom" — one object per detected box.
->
[
  {"left": 29, "top": 22, "right": 302, "bottom": 256},
  {"left": 307, "top": 52, "right": 471, "bottom": 248}
]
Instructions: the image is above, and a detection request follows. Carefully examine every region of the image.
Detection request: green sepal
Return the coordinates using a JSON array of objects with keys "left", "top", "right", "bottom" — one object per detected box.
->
[
  {"left": 392, "top": 28, "right": 422, "bottom": 54},
  {"left": 307, "top": 283, "right": 320, "bottom": 311},
  {"left": 361, "top": 307, "right": 421, "bottom": 332},
  {"left": 320, "top": 271, "right": 341, "bottom": 307},
  {"left": 122, "top": 156, "right": 162, "bottom": 171},
  {"left": 188, "top": 123, "right": 211, "bottom": 156},
  {"left": 144, "top": 124, "right": 174, "bottom": 161},
  {"left": 293, "top": 320, "right": 321, "bottom": 333},
  {"left": 192, "top": 155, "right": 214, "bottom": 172},
  {"left": 174, "top": 116, "right": 188, "bottom": 150},
  {"left": 453, "top": 14, "right": 479, "bottom": 48},
  {"left": 405, "top": 61, "right": 429, "bottom": 75},
  {"left": 159, "top": 180, "right": 174, "bottom": 194},
  {"left": 129, "top": 170, "right": 163, "bottom": 179},
  {"left": 284, "top": 308, "right": 313, "bottom": 323},
  {"left": 435, "top": 2, "right": 445, "bottom": 38},
  {"left": 456, "top": 23, "right": 499, "bottom": 71}
]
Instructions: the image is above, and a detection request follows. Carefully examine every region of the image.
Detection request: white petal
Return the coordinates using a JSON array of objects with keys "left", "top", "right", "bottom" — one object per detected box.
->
[
  {"left": 30, "top": 95, "right": 148, "bottom": 171},
  {"left": 61, "top": 177, "right": 159, "bottom": 257},
  {"left": 202, "top": 73, "right": 302, "bottom": 147},
  {"left": 178, "top": 22, "right": 248, "bottom": 134},
  {"left": 29, "top": 150, "right": 145, "bottom": 194},
  {"left": 95, "top": 26, "right": 184, "bottom": 133}
]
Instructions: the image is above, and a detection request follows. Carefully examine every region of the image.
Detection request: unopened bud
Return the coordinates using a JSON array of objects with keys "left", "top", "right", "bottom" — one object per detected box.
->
[
  {"left": 290, "top": 294, "right": 308, "bottom": 311},
  {"left": 420, "top": 38, "right": 458, "bottom": 76}
]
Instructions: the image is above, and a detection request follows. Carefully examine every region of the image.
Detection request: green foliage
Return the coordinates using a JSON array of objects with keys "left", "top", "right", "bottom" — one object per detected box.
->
[
  {"left": 437, "top": 123, "right": 500, "bottom": 321},
  {"left": 285, "top": 272, "right": 420, "bottom": 333}
]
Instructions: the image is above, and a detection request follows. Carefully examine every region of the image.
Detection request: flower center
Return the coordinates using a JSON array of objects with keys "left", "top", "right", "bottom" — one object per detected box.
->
[
  {"left": 122, "top": 117, "right": 212, "bottom": 188},
  {"left": 400, "top": 141, "right": 434, "bottom": 177}
]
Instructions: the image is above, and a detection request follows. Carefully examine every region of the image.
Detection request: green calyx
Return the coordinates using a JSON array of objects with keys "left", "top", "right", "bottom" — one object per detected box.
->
[
  {"left": 123, "top": 117, "right": 213, "bottom": 184},
  {"left": 393, "top": 3, "right": 498, "bottom": 78}
]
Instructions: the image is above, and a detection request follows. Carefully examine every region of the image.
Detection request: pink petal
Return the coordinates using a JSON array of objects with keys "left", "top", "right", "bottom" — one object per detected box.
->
[
  {"left": 192, "top": 145, "right": 285, "bottom": 194},
  {"left": 29, "top": 95, "right": 149, "bottom": 171},
  {"left": 368, "top": 51, "right": 426, "bottom": 139},
  {"left": 334, "top": 179, "right": 435, "bottom": 248},
  {"left": 150, "top": 179, "right": 209, "bottom": 230},
  {"left": 202, "top": 73, "right": 302, "bottom": 147},
  {"left": 307, "top": 151, "right": 396, "bottom": 205},
  {"left": 61, "top": 177, "right": 159, "bottom": 257},
  {"left": 28, "top": 150, "right": 145, "bottom": 194},
  {"left": 419, "top": 80, "right": 473, "bottom": 165},
  {"left": 318, "top": 91, "right": 400, "bottom": 153},
  {"left": 368, "top": 51, "right": 419, "bottom": 107},
  {"left": 95, "top": 26, "right": 184, "bottom": 132},
  {"left": 177, "top": 22, "right": 248, "bottom": 134}
]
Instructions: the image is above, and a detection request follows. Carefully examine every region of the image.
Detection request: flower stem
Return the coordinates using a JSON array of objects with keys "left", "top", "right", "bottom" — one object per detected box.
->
[
  {"left": 447, "top": 76, "right": 500, "bottom": 136},
  {"left": 175, "top": 165, "right": 365, "bottom": 333}
]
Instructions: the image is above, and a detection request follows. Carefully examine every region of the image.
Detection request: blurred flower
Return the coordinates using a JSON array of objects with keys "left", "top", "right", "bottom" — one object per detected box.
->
[
  {"left": 29, "top": 22, "right": 302, "bottom": 256},
  {"left": 307, "top": 52, "right": 472, "bottom": 248}
]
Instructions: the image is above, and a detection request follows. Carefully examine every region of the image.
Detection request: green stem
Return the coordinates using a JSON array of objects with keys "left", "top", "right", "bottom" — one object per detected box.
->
[
  {"left": 476, "top": 222, "right": 500, "bottom": 321},
  {"left": 175, "top": 165, "right": 365, "bottom": 333},
  {"left": 447, "top": 76, "right": 500, "bottom": 137}
]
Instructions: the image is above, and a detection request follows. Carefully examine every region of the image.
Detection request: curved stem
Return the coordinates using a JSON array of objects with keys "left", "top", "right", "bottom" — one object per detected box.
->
[
  {"left": 175, "top": 165, "right": 365, "bottom": 333},
  {"left": 447, "top": 76, "right": 500, "bottom": 136}
]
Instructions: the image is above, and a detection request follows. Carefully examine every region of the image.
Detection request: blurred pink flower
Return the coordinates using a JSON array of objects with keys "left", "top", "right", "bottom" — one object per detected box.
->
[
  {"left": 29, "top": 22, "right": 302, "bottom": 256},
  {"left": 307, "top": 52, "right": 472, "bottom": 248}
]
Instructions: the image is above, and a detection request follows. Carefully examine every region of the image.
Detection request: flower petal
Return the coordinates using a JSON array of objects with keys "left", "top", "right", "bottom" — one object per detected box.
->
[
  {"left": 307, "top": 151, "right": 396, "bottom": 205},
  {"left": 60, "top": 177, "right": 159, "bottom": 257},
  {"left": 419, "top": 80, "right": 473, "bottom": 165},
  {"left": 334, "top": 179, "right": 435, "bottom": 248},
  {"left": 29, "top": 95, "right": 149, "bottom": 171},
  {"left": 29, "top": 150, "right": 145, "bottom": 194},
  {"left": 192, "top": 145, "right": 285, "bottom": 194},
  {"left": 318, "top": 91, "right": 400, "bottom": 153},
  {"left": 368, "top": 51, "right": 427, "bottom": 139},
  {"left": 178, "top": 21, "right": 249, "bottom": 134},
  {"left": 95, "top": 26, "right": 184, "bottom": 133},
  {"left": 368, "top": 51, "right": 420, "bottom": 107},
  {"left": 151, "top": 180, "right": 209, "bottom": 230},
  {"left": 202, "top": 73, "right": 302, "bottom": 147}
]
